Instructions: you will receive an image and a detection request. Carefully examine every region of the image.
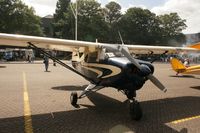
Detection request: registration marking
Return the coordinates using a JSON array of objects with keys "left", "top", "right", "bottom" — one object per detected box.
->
[{"left": 23, "top": 72, "right": 33, "bottom": 133}]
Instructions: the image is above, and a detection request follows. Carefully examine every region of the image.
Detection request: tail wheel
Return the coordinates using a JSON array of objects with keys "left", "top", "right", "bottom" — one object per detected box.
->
[
  {"left": 70, "top": 92, "right": 78, "bottom": 106},
  {"left": 129, "top": 100, "right": 143, "bottom": 121}
]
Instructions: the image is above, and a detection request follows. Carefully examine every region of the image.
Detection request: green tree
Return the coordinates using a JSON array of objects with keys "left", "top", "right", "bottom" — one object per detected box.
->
[
  {"left": 0, "top": 0, "right": 43, "bottom": 36},
  {"left": 158, "top": 13, "right": 187, "bottom": 45},
  {"left": 103, "top": 1, "right": 122, "bottom": 43},
  {"left": 104, "top": 1, "right": 122, "bottom": 24},
  {"left": 76, "top": 0, "right": 109, "bottom": 42},
  {"left": 53, "top": 0, "right": 72, "bottom": 39},
  {"left": 118, "top": 8, "right": 160, "bottom": 44}
]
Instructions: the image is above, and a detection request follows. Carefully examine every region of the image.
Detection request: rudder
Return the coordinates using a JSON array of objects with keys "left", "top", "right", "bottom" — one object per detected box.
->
[{"left": 170, "top": 58, "right": 186, "bottom": 73}]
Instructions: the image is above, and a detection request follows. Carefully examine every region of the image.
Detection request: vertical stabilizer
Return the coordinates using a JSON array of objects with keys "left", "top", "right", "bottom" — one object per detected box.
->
[{"left": 170, "top": 58, "right": 186, "bottom": 73}]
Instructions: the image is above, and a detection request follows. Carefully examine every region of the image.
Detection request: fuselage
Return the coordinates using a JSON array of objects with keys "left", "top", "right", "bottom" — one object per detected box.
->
[
  {"left": 183, "top": 65, "right": 200, "bottom": 75},
  {"left": 72, "top": 55, "right": 154, "bottom": 91}
]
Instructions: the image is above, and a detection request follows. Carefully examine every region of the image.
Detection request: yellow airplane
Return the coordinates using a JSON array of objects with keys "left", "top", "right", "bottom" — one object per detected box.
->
[
  {"left": 170, "top": 42, "right": 200, "bottom": 75},
  {"left": 170, "top": 58, "right": 200, "bottom": 75}
]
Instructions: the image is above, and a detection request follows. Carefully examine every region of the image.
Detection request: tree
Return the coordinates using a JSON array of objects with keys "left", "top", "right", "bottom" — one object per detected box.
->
[
  {"left": 104, "top": 1, "right": 122, "bottom": 24},
  {"left": 158, "top": 13, "right": 187, "bottom": 45},
  {"left": 76, "top": 0, "right": 109, "bottom": 42},
  {"left": 0, "top": 0, "right": 43, "bottom": 36},
  {"left": 103, "top": 1, "right": 122, "bottom": 43},
  {"left": 53, "top": 0, "right": 72, "bottom": 39},
  {"left": 118, "top": 8, "right": 160, "bottom": 44}
]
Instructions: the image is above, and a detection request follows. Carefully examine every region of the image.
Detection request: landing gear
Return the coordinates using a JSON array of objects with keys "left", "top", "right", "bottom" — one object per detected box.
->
[
  {"left": 124, "top": 89, "right": 143, "bottom": 120},
  {"left": 129, "top": 100, "right": 143, "bottom": 121},
  {"left": 70, "top": 84, "right": 104, "bottom": 107},
  {"left": 70, "top": 92, "right": 78, "bottom": 106}
]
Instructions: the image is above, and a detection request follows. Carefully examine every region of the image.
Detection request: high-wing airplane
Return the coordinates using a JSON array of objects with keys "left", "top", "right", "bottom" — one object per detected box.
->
[
  {"left": 170, "top": 58, "right": 200, "bottom": 75},
  {"left": 0, "top": 33, "right": 198, "bottom": 120}
]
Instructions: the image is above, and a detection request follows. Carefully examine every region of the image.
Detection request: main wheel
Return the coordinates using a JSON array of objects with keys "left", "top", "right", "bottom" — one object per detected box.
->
[
  {"left": 129, "top": 100, "right": 143, "bottom": 121},
  {"left": 70, "top": 92, "right": 78, "bottom": 106}
]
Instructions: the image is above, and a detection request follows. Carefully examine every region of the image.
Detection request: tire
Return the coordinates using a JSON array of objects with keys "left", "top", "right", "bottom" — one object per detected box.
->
[
  {"left": 129, "top": 101, "right": 143, "bottom": 121},
  {"left": 70, "top": 92, "right": 78, "bottom": 106}
]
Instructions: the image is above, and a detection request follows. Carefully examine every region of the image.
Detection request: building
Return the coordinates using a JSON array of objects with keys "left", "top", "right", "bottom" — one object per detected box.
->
[{"left": 185, "top": 33, "right": 200, "bottom": 44}]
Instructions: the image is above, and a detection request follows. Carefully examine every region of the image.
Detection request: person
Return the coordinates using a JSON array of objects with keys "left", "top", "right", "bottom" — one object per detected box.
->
[
  {"left": 52, "top": 50, "right": 56, "bottom": 66},
  {"left": 43, "top": 56, "right": 49, "bottom": 72},
  {"left": 183, "top": 58, "right": 190, "bottom": 67},
  {"left": 27, "top": 54, "right": 31, "bottom": 63}
]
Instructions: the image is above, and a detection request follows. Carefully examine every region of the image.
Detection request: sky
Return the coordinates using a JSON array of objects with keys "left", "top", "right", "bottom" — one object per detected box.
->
[{"left": 22, "top": 0, "right": 200, "bottom": 34}]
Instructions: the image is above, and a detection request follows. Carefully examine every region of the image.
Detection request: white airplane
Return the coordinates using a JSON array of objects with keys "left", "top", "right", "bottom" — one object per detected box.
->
[{"left": 0, "top": 33, "right": 198, "bottom": 120}]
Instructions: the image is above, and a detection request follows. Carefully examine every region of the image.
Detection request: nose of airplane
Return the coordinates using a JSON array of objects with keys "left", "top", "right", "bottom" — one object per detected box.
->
[{"left": 138, "top": 64, "right": 152, "bottom": 77}]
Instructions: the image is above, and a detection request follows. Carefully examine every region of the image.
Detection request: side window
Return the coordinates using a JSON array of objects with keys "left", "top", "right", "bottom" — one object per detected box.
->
[{"left": 85, "top": 51, "right": 98, "bottom": 63}]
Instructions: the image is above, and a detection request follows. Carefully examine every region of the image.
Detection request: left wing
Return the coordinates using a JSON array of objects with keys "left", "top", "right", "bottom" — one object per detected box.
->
[
  {"left": 126, "top": 44, "right": 198, "bottom": 54},
  {"left": 0, "top": 33, "right": 198, "bottom": 54}
]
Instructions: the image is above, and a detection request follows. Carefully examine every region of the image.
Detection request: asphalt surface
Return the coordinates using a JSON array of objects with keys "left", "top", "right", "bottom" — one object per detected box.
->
[{"left": 0, "top": 61, "right": 200, "bottom": 133}]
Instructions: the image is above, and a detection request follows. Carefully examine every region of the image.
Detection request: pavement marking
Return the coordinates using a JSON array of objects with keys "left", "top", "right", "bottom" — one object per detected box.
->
[
  {"left": 170, "top": 115, "right": 200, "bottom": 124},
  {"left": 23, "top": 72, "right": 33, "bottom": 133}
]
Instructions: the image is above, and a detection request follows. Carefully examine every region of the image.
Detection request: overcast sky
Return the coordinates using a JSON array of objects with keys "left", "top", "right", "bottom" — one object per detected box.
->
[{"left": 22, "top": 0, "right": 200, "bottom": 34}]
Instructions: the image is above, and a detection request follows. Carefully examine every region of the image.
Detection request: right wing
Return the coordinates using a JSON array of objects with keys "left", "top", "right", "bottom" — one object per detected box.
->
[{"left": 0, "top": 33, "right": 104, "bottom": 52}]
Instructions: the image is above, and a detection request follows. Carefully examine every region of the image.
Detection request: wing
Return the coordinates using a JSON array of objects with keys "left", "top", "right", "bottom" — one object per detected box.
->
[
  {"left": 183, "top": 65, "right": 200, "bottom": 75},
  {"left": 0, "top": 33, "right": 105, "bottom": 52},
  {"left": 0, "top": 33, "right": 198, "bottom": 54},
  {"left": 125, "top": 44, "right": 198, "bottom": 54}
]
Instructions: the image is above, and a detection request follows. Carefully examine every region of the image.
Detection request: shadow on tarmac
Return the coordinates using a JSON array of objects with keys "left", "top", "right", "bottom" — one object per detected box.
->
[
  {"left": 0, "top": 65, "right": 6, "bottom": 68},
  {"left": 191, "top": 86, "right": 200, "bottom": 91},
  {"left": 52, "top": 85, "right": 87, "bottom": 91},
  {"left": 0, "top": 92, "right": 199, "bottom": 133},
  {"left": 170, "top": 75, "right": 200, "bottom": 80}
]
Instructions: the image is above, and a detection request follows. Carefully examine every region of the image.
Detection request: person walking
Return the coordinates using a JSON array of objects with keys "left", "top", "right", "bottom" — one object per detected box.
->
[{"left": 43, "top": 56, "right": 49, "bottom": 72}]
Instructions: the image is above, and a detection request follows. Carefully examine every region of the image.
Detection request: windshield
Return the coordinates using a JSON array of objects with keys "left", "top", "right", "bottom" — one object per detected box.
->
[{"left": 105, "top": 51, "right": 124, "bottom": 58}]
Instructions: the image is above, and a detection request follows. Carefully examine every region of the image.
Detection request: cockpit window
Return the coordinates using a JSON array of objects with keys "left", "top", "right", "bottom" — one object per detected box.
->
[
  {"left": 85, "top": 51, "right": 98, "bottom": 63},
  {"left": 105, "top": 51, "right": 124, "bottom": 58}
]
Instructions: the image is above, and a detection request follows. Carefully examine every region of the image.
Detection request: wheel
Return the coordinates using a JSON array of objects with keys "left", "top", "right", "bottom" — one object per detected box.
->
[
  {"left": 129, "top": 100, "right": 143, "bottom": 121},
  {"left": 70, "top": 92, "right": 78, "bottom": 106}
]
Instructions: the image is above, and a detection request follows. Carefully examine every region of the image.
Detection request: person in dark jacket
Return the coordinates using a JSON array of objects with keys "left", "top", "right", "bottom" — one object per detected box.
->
[{"left": 43, "top": 56, "right": 49, "bottom": 72}]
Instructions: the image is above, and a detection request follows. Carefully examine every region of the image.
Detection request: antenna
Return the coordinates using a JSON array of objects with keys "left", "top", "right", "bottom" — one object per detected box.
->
[
  {"left": 70, "top": 1, "right": 78, "bottom": 40},
  {"left": 118, "top": 31, "right": 124, "bottom": 45}
]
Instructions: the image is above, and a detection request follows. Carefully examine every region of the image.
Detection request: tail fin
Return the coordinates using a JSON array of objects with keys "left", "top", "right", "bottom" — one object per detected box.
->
[
  {"left": 170, "top": 58, "right": 186, "bottom": 73},
  {"left": 189, "top": 42, "right": 200, "bottom": 50}
]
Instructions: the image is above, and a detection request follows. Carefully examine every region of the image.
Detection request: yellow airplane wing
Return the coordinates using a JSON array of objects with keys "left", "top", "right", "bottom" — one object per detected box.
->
[{"left": 184, "top": 65, "right": 200, "bottom": 75}]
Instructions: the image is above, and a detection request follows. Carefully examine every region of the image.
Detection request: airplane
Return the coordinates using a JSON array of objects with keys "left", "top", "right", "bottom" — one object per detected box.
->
[
  {"left": 170, "top": 57, "right": 200, "bottom": 75},
  {"left": 0, "top": 33, "right": 199, "bottom": 120},
  {"left": 169, "top": 42, "right": 200, "bottom": 75}
]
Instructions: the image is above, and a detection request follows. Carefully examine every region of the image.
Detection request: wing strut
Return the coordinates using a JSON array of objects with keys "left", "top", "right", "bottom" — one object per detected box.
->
[{"left": 27, "top": 42, "right": 95, "bottom": 83}]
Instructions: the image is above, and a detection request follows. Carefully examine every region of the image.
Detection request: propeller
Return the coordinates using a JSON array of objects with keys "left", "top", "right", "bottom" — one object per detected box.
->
[{"left": 119, "top": 45, "right": 167, "bottom": 92}]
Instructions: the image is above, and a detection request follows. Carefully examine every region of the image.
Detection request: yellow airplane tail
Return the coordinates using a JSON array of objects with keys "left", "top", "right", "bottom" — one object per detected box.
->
[
  {"left": 170, "top": 58, "right": 186, "bottom": 73},
  {"left": 189, "top": 42, "right": 200, "bottom": 49}
]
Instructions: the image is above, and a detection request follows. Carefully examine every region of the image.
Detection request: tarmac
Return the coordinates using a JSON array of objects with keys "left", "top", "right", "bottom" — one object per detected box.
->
[{"left": 0, "top": 61, "right": 200, "bottom": 133}]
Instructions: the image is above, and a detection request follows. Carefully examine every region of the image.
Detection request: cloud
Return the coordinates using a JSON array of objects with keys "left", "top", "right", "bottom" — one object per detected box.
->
[
  {"left": 23, "top": 0, "right": 57, "bottom": 17},
  {"left": 151, "top": 0, "right": 200, "bottom": 34}
]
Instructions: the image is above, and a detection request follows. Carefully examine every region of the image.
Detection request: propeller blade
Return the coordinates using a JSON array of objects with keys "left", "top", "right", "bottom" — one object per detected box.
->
[
  {"left": 121, "top": 47, "right": 142, "bottom": 70},
  {"left": 147, "top": 74, "right": 167, "bottom": 92},
  {"left": 104, "top": 45, "right": 166, "bottom": 92}
]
